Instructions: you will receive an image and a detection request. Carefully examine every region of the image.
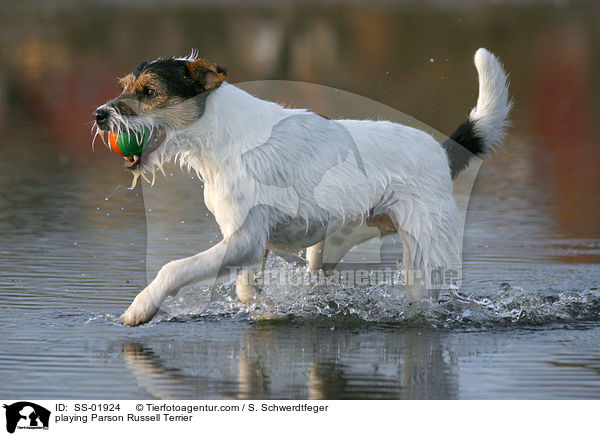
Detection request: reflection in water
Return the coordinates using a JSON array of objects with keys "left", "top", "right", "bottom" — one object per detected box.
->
[
  {"left": 121, "top": 344, "right": 231, "bottom": 400},
  {"left": 121, "top": 324, "right": 458, "bottom": 400}
]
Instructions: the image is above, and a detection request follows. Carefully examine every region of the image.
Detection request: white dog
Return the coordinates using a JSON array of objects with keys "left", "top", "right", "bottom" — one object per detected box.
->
[{"left": 93, "top": 48, "right": 511, "bottom": 326}]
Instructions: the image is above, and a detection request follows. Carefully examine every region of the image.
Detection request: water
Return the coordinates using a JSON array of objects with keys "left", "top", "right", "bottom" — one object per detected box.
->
[{"left": 1, "top": 1, "right": 600, "bottom": 400}]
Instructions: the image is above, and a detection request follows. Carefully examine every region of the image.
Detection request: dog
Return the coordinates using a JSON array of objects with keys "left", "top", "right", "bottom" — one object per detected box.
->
[{"left": 93, "top": 48, "right": 511, "bottom": 326}]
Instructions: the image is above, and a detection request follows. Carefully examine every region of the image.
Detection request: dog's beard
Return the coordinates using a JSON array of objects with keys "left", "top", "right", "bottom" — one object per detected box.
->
[
  {"left": 92, "top": 93, "right": 209, "bottom": 188},
  {"left": 92, "top": 116, "right": 169, "bottom": 188}
]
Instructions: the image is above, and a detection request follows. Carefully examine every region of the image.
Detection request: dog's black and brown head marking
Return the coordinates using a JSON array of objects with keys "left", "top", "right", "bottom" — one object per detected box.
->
[
  {"left": 93, "top": 52, "right": 227, "bottom": 169},
  {"left": 95, "top": 55, "right": 227, "bottom": 127},
  {"left": 117, "top": 57, "right": 227, "bottom": 106}
]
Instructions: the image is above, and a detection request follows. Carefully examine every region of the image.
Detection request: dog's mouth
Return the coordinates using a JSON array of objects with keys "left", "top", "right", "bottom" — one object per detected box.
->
[
  {"left": 123, "top": 155, "right": 141, "bottom": 169},
  {"left": 118, "top": 127, "right": 167, "bottom": 170}
]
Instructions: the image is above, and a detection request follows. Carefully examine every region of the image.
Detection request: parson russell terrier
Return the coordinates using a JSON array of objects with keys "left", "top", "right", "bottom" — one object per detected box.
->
[{"left": 93, "top": 48, "right": 511, "bottom": 326}]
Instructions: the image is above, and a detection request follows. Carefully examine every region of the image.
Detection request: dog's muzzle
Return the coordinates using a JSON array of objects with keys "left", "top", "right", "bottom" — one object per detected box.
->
[
  {"left": 93, "top": 107, "right": 110, "bottom": 131},
  {"left": 93, "top": 106, "right": 167, "bottom": 170}
]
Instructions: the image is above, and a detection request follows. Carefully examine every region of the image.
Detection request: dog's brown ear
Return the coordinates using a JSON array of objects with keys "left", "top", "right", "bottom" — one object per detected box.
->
[{"left": 186, "top": 59, "right": 227, "bottom": 91}]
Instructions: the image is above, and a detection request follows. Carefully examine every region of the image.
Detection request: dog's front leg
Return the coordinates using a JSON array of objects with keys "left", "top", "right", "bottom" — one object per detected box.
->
[{"left": 121, "top": 231, "right": 266, "bottom": 326}]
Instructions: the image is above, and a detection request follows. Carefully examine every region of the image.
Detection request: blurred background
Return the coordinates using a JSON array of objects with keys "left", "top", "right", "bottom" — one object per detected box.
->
[
  {"left": 1, "top": 0, "right": 599, "bottom": 240},
  {"left": 1, "top": 0, "right": 600, "bottom": 400}
]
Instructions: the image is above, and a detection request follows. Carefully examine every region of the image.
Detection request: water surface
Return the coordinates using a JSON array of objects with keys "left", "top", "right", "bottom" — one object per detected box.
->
[{"left": 1, "top": 1, "right": 599, "bottom": 400}]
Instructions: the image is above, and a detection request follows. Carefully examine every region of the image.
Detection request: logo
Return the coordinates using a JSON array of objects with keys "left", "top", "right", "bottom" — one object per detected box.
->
[{"left": 3, "top": 402, "right": 50, "bottom": 434}]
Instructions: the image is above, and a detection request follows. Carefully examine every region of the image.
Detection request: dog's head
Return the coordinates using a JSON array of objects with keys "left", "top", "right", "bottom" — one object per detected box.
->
[{"left": 93, "top": 52, "right": 227, "bottom": 171}]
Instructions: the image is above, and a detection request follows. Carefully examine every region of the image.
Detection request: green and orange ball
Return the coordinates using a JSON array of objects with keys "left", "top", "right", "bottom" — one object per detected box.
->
[{"left": 108, "top": 128, "right": 151, "bottom": 157}]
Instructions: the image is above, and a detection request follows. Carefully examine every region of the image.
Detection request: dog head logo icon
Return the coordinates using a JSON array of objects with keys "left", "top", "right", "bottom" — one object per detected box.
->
[{"left": 3, "top": 402, "right": 50, "bottom": 433}]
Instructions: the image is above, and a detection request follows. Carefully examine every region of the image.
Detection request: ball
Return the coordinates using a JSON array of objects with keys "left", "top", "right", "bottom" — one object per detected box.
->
[{"left": 108, "top": 128, "right": 151, "bottom": 157}]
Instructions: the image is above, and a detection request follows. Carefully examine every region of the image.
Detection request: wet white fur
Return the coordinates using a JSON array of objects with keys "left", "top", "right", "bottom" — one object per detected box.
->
[
  {"left": 469, "top": 48, "right": 512, "bottom": 149},
  {"left": 121, "top": 48, "right": 511, "bottom": 325}
]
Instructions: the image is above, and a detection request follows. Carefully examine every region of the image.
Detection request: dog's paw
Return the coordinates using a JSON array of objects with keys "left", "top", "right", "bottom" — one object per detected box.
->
[
  {"left": 235, "top": 271, "right": 263, "bottom": 304},
  {"left": 121, "top": 291, "right": 159, "bottom": 326},
  {"left": 236, "top": 282, "right": 261, "bottom": 304}
]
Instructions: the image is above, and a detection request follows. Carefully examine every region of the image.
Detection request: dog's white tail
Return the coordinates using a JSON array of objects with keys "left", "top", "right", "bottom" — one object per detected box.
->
[
  {"left": 469, "top": 48, "right": 512, "bottom": 148},
  {"left": 443, "top": 48, "right": 512, "bottom": 178}
]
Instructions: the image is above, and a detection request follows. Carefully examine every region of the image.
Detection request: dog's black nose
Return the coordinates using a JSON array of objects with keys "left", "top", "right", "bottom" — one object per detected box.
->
[{"left": 94, "top": 107, "right": 109, "bottom": 123}]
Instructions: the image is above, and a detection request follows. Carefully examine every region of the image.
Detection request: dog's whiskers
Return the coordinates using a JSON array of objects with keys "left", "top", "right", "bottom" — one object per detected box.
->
[
  {"left": 140, "top": 171, "right": 151, "bottom": 184},
  {"left": 129, "top": 172, "right": 140, "bottom": 190},
  {"left": 91, "top": 124, "right": 100, "bottom": 151}
]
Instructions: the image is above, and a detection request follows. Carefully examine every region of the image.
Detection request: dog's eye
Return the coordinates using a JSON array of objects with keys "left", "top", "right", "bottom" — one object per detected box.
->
[{"left": 142, "top": 87, "right": 156, "bottom": 97}]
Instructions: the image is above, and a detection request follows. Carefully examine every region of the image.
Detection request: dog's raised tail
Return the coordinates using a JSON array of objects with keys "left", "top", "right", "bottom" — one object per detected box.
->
[{"left": 443, "top": 48, "right": 512, "bottom": 178}]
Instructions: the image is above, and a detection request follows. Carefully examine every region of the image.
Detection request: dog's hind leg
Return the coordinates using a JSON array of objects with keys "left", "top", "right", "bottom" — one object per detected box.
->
[
  {"left": 389, "top": 196, "right": 460, "bottom": 303},
  {"left": 396, "top": 231, "right": 430, "bottom": 302},
  {"left": 236, "top": 250, "right": 269, "bottom": 303}
]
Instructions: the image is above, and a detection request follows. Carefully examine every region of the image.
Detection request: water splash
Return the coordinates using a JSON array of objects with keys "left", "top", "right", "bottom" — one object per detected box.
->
[
  {"left": 160, "top": 255, "right": 600, "bottom": 329},
  {"left": 104, "top": 184, "right": 131, "bottom": 201}
]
